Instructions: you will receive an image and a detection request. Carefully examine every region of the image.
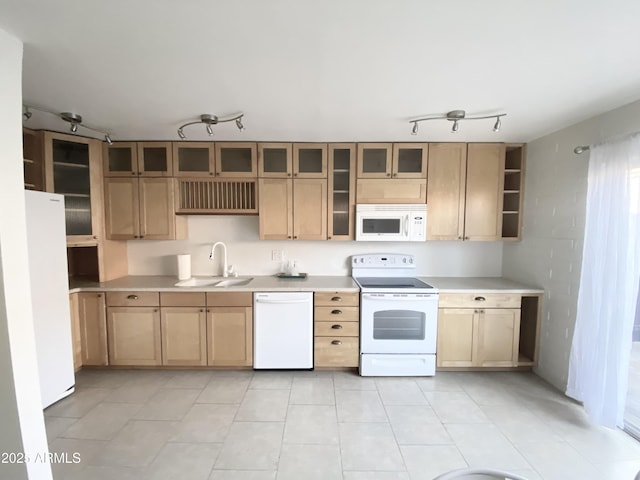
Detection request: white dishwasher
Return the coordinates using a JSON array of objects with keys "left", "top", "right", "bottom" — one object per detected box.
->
[{"left": 253, "top": 292, "right": 313, "bottom": 369}]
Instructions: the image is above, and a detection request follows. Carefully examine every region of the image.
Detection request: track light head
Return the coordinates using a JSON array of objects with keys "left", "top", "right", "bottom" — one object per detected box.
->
[
  {"left": 105, "top": 134, "right": 113, "bottom": 145},
  {"left": 23, "top": 107, "right": 32, "bottom": 121},
  {"left": 177, "top": 128, "right": 186, "bottom": 140},
  {"left": 411, "top": 122, "right": 418, "bottom": 136},
  {"left": 206, "top": 124, "right": 214, "bottom": 136},
  {"left": 493, "top": 116, "right": 501, "bottom": 132},
  {"left": 451, "top": 119, "right": 459, "bottom": 133},
  {"left": 235, "top": 117, "right": 245, "bottom": 131},
  {"left": 70, "top": 123, "right": 78, "bottom": 133}
]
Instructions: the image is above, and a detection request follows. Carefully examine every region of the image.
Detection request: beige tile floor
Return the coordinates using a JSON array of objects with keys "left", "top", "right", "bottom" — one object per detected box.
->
[{"left": 44, "top": 369, "right": 640, "bottom": 480}]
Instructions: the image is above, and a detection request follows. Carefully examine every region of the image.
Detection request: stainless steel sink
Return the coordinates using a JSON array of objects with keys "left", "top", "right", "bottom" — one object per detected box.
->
[{"left": 174, "top": 277, "right": 253, "bottom": 288}]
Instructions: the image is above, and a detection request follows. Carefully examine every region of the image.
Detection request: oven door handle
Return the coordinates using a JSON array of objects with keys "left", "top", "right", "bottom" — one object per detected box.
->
[{"left": 361, "top": 294, "right": 438, "bottom": 300}]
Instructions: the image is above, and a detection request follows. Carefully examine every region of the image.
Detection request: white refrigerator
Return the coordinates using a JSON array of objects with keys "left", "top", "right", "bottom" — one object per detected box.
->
[{"left": 25, "top": 190, "right": 75, "bottom": 408}]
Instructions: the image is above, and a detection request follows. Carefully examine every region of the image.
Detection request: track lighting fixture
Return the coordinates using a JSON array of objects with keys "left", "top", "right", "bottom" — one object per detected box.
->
[
  {"left": 177, "top": 113, "right": 245, "bottom": 139},
  {"left": 409, "top": 109, "right": 506, "bottom": 135},
  {"left": 23, "top": 105, "right": 114, "bottom": 143}
]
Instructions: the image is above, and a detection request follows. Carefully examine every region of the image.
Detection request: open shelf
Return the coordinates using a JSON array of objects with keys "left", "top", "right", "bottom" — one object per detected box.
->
[{"left": 502, "top": 144, "right": 525, "bottom": 239}]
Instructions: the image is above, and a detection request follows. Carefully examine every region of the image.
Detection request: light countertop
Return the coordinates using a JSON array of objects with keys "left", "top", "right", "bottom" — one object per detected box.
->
[{"left": 69, "top": 275, "right": 542, "bottom": 294}]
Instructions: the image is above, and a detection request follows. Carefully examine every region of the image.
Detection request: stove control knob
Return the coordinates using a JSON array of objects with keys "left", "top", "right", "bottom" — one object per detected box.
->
[
  {"left": 403, "top": 258, "right": 407, "bottom": 263},
  {"left": 409, "top": 258, "right": 414, "bottom": 264}
]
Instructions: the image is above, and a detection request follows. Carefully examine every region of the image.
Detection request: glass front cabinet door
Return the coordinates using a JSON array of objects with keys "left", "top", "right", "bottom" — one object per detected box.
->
[
  {"left": 215, "top": 142, "right": 257, "bottom": 178},
  {"left": 392, "top": 143, "right": 428, "bottom": 178},
  {"left": 293, "top": 143, "right": 327, "bottom": 178},
  {"left": 44, "top": 132, "right": 103, "bottom": 245},
  {"left": 357, "top": 143, "right": 392, "bottom": 178},
  {"left": 258, "top": 143, "right": 292, "bottom": 177},
  {"left": 327, "top": 144, "right": 356, "bottom": 240},
  {"left": 173, "top": 143, "right": 215, "bottom": 177}
]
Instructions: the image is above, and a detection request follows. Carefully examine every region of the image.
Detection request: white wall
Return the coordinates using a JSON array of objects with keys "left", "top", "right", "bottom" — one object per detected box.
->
[
  {"left": 503, "top": 99, "right": 640, "bottom": 391},
  {"left": 0, "top": 28, "right": 52, "bottom": 479},
  {"left": 127, "top": 216, "right": 504, "bottom": 277}
]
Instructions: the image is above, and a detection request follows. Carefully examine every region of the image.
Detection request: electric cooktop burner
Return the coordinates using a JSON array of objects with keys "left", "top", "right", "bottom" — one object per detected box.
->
[{"left": 354, "top": 277, "right": 434, "bottom": 289}]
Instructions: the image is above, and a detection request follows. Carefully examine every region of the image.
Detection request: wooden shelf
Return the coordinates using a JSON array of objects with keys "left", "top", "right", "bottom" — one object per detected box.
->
[{"left": 54, "top": 161, "right": 89, "bottom": 169}]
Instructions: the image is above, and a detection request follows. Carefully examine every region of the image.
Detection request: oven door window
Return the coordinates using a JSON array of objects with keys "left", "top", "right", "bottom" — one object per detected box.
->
[
  {"left": 362, "top": 218, "right": 401, "bottom": 235},
  {"left": 373, "top": 310, "right": 426, "bottom": 340}
]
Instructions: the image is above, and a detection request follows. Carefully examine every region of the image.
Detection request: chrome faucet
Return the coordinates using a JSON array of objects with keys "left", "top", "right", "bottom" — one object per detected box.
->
[{"left": 209, "top": 242, "right": 229, "bottom": 277}]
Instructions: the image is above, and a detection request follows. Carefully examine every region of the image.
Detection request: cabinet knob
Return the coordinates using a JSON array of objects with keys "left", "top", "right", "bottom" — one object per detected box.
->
[
  {"left": 331, "top": 309, "right": 342, "bottom": 315},
  {"left": 287, "top": 236, "right": 292, "bottom": 239},
  {"left": 215, "top": 172, "right": 220, "bottom": 176},
  {"left": 327, "top": 236, "right": 331, "bottom": 240},
  {"left": 287, "top": 173, "right": 291, "bottom": 177},
  {"left": 127, "top": 294, "right": 139, "bottom": 300},
  {"left": 153, "top": 309, "right": 158, "bottom": 312},
  {"left": 137, "top": 172, "right": 141, "bottom": 176},
  {"left": 207, "top": 309, "right": 210, "bottom": 313},
  {"left": 464, "top": 236, "right": 469, "bottom": 240},
  {"left": 474, "top": 296, "right": 486, "bottom": 302},
  {"left": 331, "top": 324, "right": 343, "bottom": 329},
  {"left": 393, "top": 173, "right": 397, "bottom": 177},
  {"left": 200, "top": 309, "right": 204, "bottom": 312},
  {"left": 386, "top": 173, "right": 391, "bottom": 177},
  {"left": 140, "top": 235, "right": 145, "bottom": 239},
  {"left": 293, "top": 236, "right": 298, "bottom": 239},
  {"left": 331, "top": 340, "right": 342, "bottom": 345},
  {"left": 458, "top": 236, "right": 462, "bottom": 240},
  {"left": 294, "top": 173, "right": 298, "bottom": 177},
  {"left": 97, "top": 294, "right": 102, "bottom": 298},
  {"left": 131, "top": 172, "right": 135, "bottom": 175},
  {"left": 475, "top": 309, "right": 479, "bottom": 313},
  {"left": 331, "top": 296, "right": 342, "bottom": 302},
  {"left": 93, "top": 236, "right": 98, "bottom": 240}
]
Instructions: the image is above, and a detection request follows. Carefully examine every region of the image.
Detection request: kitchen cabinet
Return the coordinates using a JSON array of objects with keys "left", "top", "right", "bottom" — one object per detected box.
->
[
  {"left": 427, "top": 143, "right": 505, "bottom": 241},
  {"left": 173, "top": 142, "right": 216, "bottom": 177},
  {"left": 104, "top": 177, "right": 186, "bottom": 240},
  {"left": 206, "top": 292, "right": 253, "bottom": 366},
  {"left": 258, "top": 143, "right": 292, "bottom": 177},
  {"left": 258, "top": 178, "right": 327, "bottom": 240},
  {"left": 314, "top": 291, "right": 359, "bottom": 367},
  {"left": 23, "top": 128, "right": 44, "bottom": 191},
  {"left": 72, "top": 292, "right": 109, "bottom": 367},
  {"left": 103, "top": 141, "right": 172, "bottom": 177},
  {"left": 293, "top": 143, "right": 327, "bottom": 178},
  {"left": 106, "top": 291, "right": 161, "bottom": 366},
  {"left": 357, "top": 143, "right": 427, "bottom": 179},
  {"left": 437, "top": 293, "right": 537, "bottom": 369},
  {"left": 327, "top": 144, "right": 356, "bottom": 240},
  {"left": 68, "top": 294, "right": 82, "bottom": 370},
  {"left": 160, "top": 292, "right": 207, "bottom": 366},
  {"left": 43, "top": 131, "right": 104, "bottom": 245},
  {"left": 215, "top": 142, "right": 257, "bottom": 177},
  {"left": 502, "top": 144, "right": 526, "bottom": 240}
]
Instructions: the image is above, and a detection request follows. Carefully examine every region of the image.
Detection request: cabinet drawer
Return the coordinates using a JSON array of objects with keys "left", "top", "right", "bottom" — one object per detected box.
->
[
  {"left": 160, "top": 292, "right": 206, "bottom": 307},
  {"left": 314, "top": 291, "right": 359, "bottom": 306},
  {"left": 315, "top": 321, "right": 359, "bottom": 337},
  {"left": 314, "top": 337, "right": 359, "bottom": 367},
  {"left": 314, "top": 306, "right": 359, "bottom": 322},
  {"left": 206, "top": 292, "right": 252, "bottom": 307},
  {"left": 438, "top": 293, "right": 521, "bottom": 309},
  {"left": 106, "top": 291, "right": 160, "bottom": 307}
]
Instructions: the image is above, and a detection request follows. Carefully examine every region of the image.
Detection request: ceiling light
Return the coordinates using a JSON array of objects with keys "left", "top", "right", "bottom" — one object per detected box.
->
[
  {"left": 574, "top": 145, "right": 590, "bottom": 154},
  {"left": 409, "top": 109, "right": 507, "bottom": 135},
  {"left": 177, "top": 112, "right": 245, "bottom": 139},
  {"left": 23, "top": 105, "right": 113, "bottom": 143}
]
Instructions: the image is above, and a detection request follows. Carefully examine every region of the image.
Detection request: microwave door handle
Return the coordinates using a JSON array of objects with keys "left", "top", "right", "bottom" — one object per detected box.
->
[{"left": 404, "top": 215, "right": 409, "bottom": 236}]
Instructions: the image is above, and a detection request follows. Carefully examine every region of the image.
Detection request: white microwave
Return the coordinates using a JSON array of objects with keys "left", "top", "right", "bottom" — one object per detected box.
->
[{"left": 355, "top": 204, "right": 427, "bottom": 242}]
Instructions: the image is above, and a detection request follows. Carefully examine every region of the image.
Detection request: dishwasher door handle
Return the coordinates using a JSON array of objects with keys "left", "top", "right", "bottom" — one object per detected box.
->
[{"left": 255, "top": 298, "right": 311, "bottom": 305}]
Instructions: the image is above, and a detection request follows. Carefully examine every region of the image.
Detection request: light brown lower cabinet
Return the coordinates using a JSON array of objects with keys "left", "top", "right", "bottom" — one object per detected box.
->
[
  {"left": 314, "top": 291, "right": 359, "bottom": 367},
  {"left": 70, "top": 292, "right": 108, "bottom": 367},
  {"left": 207, "top": 307, "right": 253, "bottom": 366},
  {"left": 437, "top": 306, "right": 521, "bottom": 368},
  {"left": 161, "top": 307, "right": 207, "bottom": 366},
  {"left": 107, "top": 306, "right": 162, "bottom": 366}
]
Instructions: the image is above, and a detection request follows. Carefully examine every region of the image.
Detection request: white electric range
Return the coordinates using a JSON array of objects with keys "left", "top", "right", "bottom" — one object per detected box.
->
[{"left": 352, "top": 254, "right": 439, "bottom": 376}]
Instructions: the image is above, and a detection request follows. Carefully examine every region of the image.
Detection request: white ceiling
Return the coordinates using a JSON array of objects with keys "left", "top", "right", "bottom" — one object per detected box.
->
[{"left": 2, "top": 0, "right": 640, "bottom": 143}]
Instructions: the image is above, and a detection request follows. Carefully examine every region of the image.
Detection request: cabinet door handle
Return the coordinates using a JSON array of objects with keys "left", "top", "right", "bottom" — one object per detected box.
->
[
  {"left": 331, "top": 340, "right": 342, "bottom": 345},
  {"left": 331, "top": 296, "right": 342, "bottom": 302},
  {"left": 131, "top": 172, "right": 135, "bottom": 175},
  {"left": 474, "top": 296, "right": 486, "bottom": 302},
  {"left": 153, "top": 309, "right": 158, "bottom": 312},
  {"left": 127, "top": 294, "right": 139, "bottom": 300},
  {"left": 331, "top": 324, "right": 343, "bottom": 329},
  {"left": 331, "top": 309, "right": 342, "bottom": 315},
  {"left": 97, "top": 294, "right": 102, "bottom": 298},
  {"left": 386, "top": 173, "right": 391, "bottom": 177},
  {"left": 199, "top": 309, "right": 204, "bottom": 312}
]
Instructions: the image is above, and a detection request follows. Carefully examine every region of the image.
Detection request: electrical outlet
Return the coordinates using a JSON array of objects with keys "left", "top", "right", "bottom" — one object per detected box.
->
[{"left": 272, "top": 249, "right": 283, "bottom": 262}]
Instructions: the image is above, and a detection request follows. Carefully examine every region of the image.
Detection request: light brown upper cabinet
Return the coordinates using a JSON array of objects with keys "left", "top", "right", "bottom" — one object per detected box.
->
[
  {"left": 502, "top": 144, "right": 526, "bottom": 240},
  {"left": 258, "top": 177, "right": 327, "bottom": 240},
  {"left": 327, "top": 143, "right": 356, "bottom": 240},
  {"left": 173, "top": 142, "right": 215, "bottom": 177},
  {"left": 357, "top": 142, "right": 427, "bottom": 179},
  {"left": 427, "top": 143, "right": 505, "bottom": 241},
  {"left": 215, "top": 142, "right": 257, "bottom": 177},
  {"left": 103, "top": 142, "right": 172, "bottom": 177},
  {"left": 293, "top": 143, "right": 327, "bottom": 178},
  {"left": 357, "top": 143, "right": 393, "bottom": 178},
  {"left": 258, "top": 143, "right": 293, "bottom": 177},
  {"left": 104, "top": 177, "right": 186, "bottom": 240},
  {"left": 43, "top": 131, "right": 104, "bottom": 246}
]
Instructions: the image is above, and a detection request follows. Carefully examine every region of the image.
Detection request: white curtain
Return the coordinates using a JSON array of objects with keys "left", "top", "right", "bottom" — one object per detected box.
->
[{"left": 567, "top": 133, "right": 640, "bottom": 428}]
